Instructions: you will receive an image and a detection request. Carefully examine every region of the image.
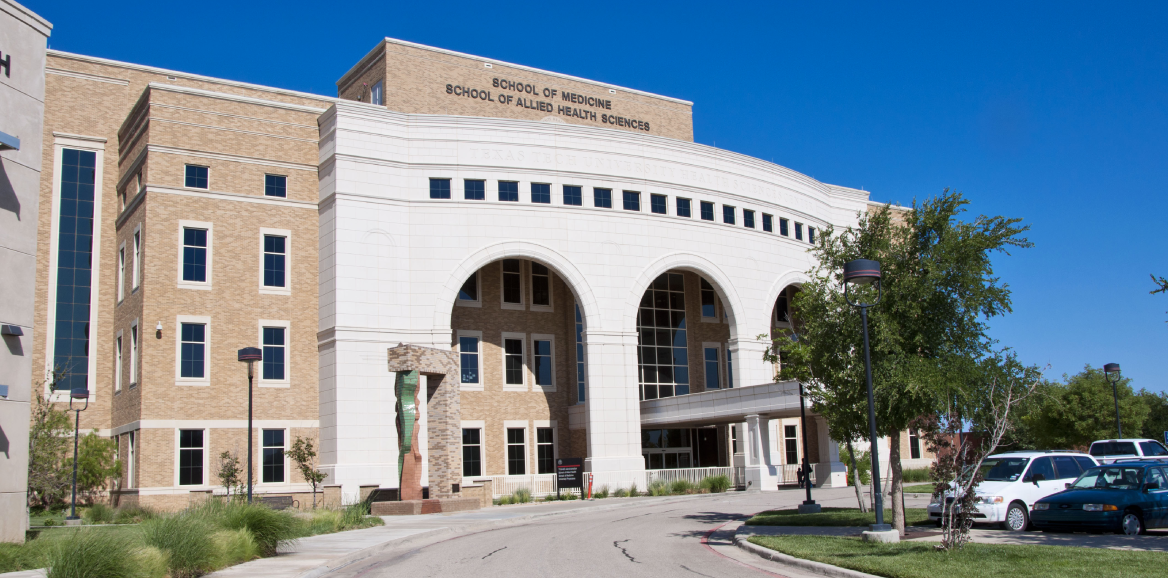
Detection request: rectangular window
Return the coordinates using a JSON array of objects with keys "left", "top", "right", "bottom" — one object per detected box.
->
[
  {"left": 459, "top": 335, "right": 480, "bottom": 384},
  {"left": 677, "top": 198, "right": 692, "bottom": 218},
  {"left": 499, "top": 181, "right": 519, "bottom": 202},
  {"left": 784, "top": 424, "right": 799, "bottom": 465},
  {"left": 593, "top": 188, "right": 612, "bottom": 208},
  {"left": 762, "top": 214, "right": 773, "bottom": 232},
  {"left": 794, "top": 222, "right": 804, "bottom": 241},
  {"left": 370, "top": 81, "right": 383, "bottom": 105},
  {"left": 779, "top": 218, "right": 790, "bottom": 237},
  {"left": 563, "top": 185, "right": 582, "bottom": 206},
  {"left": 179, "top": 323, "right": 206, "bottom": 379},
  {"left": 504, "top": 338, "right": 524, "bottom": 386},
  {"left": 700, "top": 201, "right": 715, "bottom": 221},
  {"left": 52, "top": 149, "right": 97, "bottom": 393},
  {"left": 726, "top": 348, "right": 733, "bottom": 388},
  {"left": 262, "top": 429, "right": 285, "bottom": 483},
  {"left": 533, "top": 338, "right": 553, "bottom": 387},
  {"left": 263, "top": 235, "right": 287, "bottom": 288},
  {"left": 182, "top": 227, "right": 208, "bottom": 282},
  {"left": 127, "top": 431, "right": 136, "bottom": 489},
  {"left": 700, "top": 278, "right": 717, "bottom": 319},
  {"left": 704, "top": 347, "right": 720, "bottom": 390},
  {"left": 464, "top": 179, "right": 485, "bottom": 200},
  {"left": 909, "top": 428, "right": 922, "bottom": 460},
  {"left": 502, "top": 259, "right": 522, "bottom": 304},
  {"left": 637, "top": 273, "right": 690, "bottom": 400},
  {"left": 507, "top": 428, "right": 526, "bottom": 475},
  {"left": 264, "top": 174, "right": 286, "bottom": 198},
  {"left": 458, "top": 272, "right": 478, "bottom": 302},
  {"left": 132, "top": 229, "right": 141, "bottom": 290},
  {"left": 114, "top": 335, "right": 123, "bottom": 393},
  {"left": 531, "top": 262, "right": 550, "bottom": 307},
  {"left": 130, "top": 323, "right": 139, "bottom": 386},
  {"left": 650, "top": 194, "right": 667, "bottom": 214},
  {"left": 775, "top": 293, "right": 790, "bottom": 324},
  {"left": 118, "top": 246, "right": 125, "bottom": 302},
  {"left": 429, "top": 178, "right": 451, "bottom": 199},
  {"left": 262, "top": 326, "right": 286, "bottom": 381},
  {"left": 808, "top": 227, "right": 816, "bottom": 244},
  {"left": 623, "top": 191, "right": 640, "bottom": 211},
  {"left": 537, "top": 428, "right": 555, "bottom": 474},
  {"left": 178, "top": 429, "right": 204, "bottom": 485},
  {"left": 462, "top": 429, "right": 482, "bottom": 477},
  {"left": 531, "top": 183, "right": 551, "bottom": 204},
  {"left": 575, "top": 304, "right": 586, "bottom": 404},
  {"left": 723, "top": 205, "right": 736, "bottom": 225},
  {"left": 185, "top": 165, "right": 208, "bottom": 189},
  {"left": 743, "top": 210, "right": 755, "bottom": 229}
]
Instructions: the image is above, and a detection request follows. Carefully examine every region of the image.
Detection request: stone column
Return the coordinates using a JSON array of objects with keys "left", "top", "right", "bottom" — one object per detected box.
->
[
  {"left": 727, "top": 337, "right": 772, "bottom": 388},
  {"left": 582, "top": 329, "right": 645, "bottom": 489},
  {"left": 813, "top": 415, "right": 848, "bottom": 488},
  {"left": 743, "top": 415, "right": 778, "bottom": 491}
]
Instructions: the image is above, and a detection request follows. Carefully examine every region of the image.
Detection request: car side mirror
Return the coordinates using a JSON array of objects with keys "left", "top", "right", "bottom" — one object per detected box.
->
[
  {"left": 1032, "top": 473, "right": 1045, "bottom": 485},
  {"left": 1145, "top": 483, "right": 1160, "bottom": 492},
  {"left": 1064, "top": 482, "right": 1072, "bottom": 489}
]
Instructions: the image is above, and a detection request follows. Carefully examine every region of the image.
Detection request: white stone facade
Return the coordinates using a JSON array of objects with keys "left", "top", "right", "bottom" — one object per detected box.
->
[{"left": 317, "top": 101, "right": 869, "bottom": 497}]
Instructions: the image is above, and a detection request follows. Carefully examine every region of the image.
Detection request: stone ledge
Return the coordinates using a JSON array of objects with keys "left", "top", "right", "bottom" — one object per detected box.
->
[{"left": 371, "top": 497, "right": 480, "bottom": 516}]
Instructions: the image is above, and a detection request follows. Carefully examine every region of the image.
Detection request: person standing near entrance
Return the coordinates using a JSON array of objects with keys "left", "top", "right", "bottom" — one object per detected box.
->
[{"left": 796, "top": 465, "right": 805, "bottom": 488}]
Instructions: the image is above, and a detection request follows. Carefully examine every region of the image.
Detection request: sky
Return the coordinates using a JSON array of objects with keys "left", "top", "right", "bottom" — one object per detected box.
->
[{"left": 27, "top": 1, "right": 1168, "bottom": 393}]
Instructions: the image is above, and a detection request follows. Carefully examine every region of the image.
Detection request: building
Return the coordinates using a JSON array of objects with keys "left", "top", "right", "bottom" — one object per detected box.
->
[
  {"left": 33, "top": 37, "right": 932, "bottom": 511},
  {"left": 1, "top": 0, "right": 51, "bottom": 543}
]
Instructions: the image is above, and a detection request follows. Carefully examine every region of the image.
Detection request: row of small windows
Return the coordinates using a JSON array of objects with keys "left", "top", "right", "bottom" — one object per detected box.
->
[
  {"left": 461, "top": 426, "right": 556, "bottom": 477},
  {"left": 429, "top": 178, "right": 818, "bottom": 242},
  {"left": 177, "top": 427, "right": 289, "bottom": 486},
  {"left": 183, "top": 165, "right": 288, "bottom": 198}
]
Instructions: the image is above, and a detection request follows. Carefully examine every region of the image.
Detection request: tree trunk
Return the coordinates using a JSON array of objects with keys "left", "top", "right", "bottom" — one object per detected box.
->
[
  {"left": 889, "top": 429, "right": 905, "bottom": 535},
  {"left": 846, "top": 441, "right": 867, "bottom": 512}
]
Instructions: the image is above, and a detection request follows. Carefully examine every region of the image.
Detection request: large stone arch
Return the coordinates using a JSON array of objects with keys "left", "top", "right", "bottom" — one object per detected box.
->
[
  {"left": 432, "top": 240, "right": 602, "bottom": 337},
  {"left": 624, "top": 252, "right": 748, "bottom": 341},
  {"left": 764, "top": 270, "right": 813, "bottom": 321}
]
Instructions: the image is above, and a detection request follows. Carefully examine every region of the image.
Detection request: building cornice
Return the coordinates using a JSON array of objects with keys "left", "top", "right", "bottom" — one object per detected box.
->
[
  {"left": 147, "top": 83, "right": 328, "bottom": 114},
  {"left": 0, "top": 0, "right": 52, "bottom": 37}
]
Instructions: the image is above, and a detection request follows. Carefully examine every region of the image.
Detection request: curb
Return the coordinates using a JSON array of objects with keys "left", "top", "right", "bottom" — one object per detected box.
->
[
  {"left": 732, "top": 530, "right": 883, "bottom": 578},
  {"left": 296, "top": 492, "right": 727, "bottom": 577}
]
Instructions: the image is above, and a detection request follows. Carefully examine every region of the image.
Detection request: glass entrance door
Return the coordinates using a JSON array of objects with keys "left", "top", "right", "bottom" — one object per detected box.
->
[{"left": 642, "top": 428, "right": 694, "bottom": 469}]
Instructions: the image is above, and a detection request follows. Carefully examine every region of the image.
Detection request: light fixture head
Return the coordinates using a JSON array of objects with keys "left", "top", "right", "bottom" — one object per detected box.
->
[
  {"left": 1104, "top": 363, "right": 1120, "bottom": 375},
  {"left": 843, "top": 259, "right": 881, "bottom": 285},
  {"left": 237, "top": 347, "right": 262, "bottom": 362},
  {"left": 1, "top": 324, "right": 23, "bottom": 336},
  {"left": 156, "top": 321, "right": 163, "bottom": 331},
  {"left": 70, "top": 388, "right": 89, "bottom": 400}
]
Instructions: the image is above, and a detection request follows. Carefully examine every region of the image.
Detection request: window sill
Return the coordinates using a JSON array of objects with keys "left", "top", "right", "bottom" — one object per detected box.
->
[
  {"left": 175, "top": 379, "right": 210, "bottom": 387},
  {"left": 455, "top": 300, "right": 482, "bottom": 308},
  {"left": 259, "top": 381, "right": 291, "bottom": 388},
  {"left": 501, "top": 302, "right": 525, "bottom": 311},
  {"left": 178, "top": 282, "right": 212, "bottom": 291},
  {"left": 460, "top": 383, "right": 484, "bottom": 392},
  {"left": 536, "top": 384, "right": 557, "bottom": 393},
  {"left": 700, "top": 316, "right": 720, "bottom": 323},
  {"left": 530, "top": 305, "right": 554, "bottom": 313},
  {"left": 259, "top": 287, "right": 291, "bottom": 296},
  {"left": 502, "top": 384, "right": 529, "bottom": 392}
]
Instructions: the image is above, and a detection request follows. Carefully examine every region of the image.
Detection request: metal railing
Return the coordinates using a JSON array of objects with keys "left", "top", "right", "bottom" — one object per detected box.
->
[
  {"left": 645, "top": 466, "right": 737, "bottom": 486},
  {"left": 488, "top": 466, "right": 746, "bottom": 498},
  {"left": 488, "top": 474, "right": 556, "bottom": 498}
]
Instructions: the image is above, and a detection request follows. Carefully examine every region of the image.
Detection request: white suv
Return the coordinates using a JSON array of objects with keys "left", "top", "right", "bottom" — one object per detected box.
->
[{"left": 927, "top": 451, "right": 1097, "bottom": 531}]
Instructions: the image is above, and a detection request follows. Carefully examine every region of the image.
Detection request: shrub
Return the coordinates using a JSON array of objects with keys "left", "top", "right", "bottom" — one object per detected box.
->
[
  {"left": 113, "top": 506, "right": 157, "bottom": 525},
  {"left": 132, "top": 546, "right": 168, "bottom": 578},
  {"left": 211, "top": 529, "right": 259, "bottom": 567},
  {"left": 593, "top": 485, "right": 610, "bottom": 499},
  {"left": 219, "top": 503, "right": 302, "bottom": 556},
  {"left": 847, "top": 450, "right": 872, "bottom": 486},
  {"left": 699, "top": 475, "right": 731, "bottom": 493},
  {"left": 669, "top": 480, "right": 696, "bottom": 495},
  {"left": 46, "top": 528, "right": 144, "bottom": 578},
  {"left": 84, "top": 503, "right": 115, "bottom": 524},
  {"left": 629, "top": 482, "right": 639, "bottom": 497},
  {"left": 511, "top": 488, "right": 532, "bottom": 504},
  {"left": 307, "top": 509, "right": 342, "bottom": 534},
  {"left": 902, "top": 468, "right": 932, "bottom": 483},
  {"left": 494, "top": 496, "right": 512, "bottom": 506},
  {"left": 337, "top": 502, "right": 382, "bottom": 531},
  {"left": 647, "top": 481, "right": 671, "bottom": 496},
  {"left": 141, "top": 515, "right": 217, "bottom": 578},
  {"left": 613, "top": 487, "right": 628, "bottom": 498}
]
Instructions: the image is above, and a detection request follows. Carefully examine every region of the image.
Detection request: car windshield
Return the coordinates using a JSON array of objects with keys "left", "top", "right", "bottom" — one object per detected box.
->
[
  {"left": 1071, "top": 467, "right": 1145, "bottom": 490},
  {"left": 1140, "top": 441, "right": 1168, "bottom": 457},
  {"left": 1089, "top": 442, "right": 1137, "bottom": 456},
  {"left": 980, "top": 457, "right": 1029, "bottom": 481}
]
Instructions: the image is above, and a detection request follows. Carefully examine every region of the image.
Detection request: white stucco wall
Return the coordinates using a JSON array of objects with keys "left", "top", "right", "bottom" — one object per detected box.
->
[{"left": 316, "top": 101, "right": 870, "bottom": 494}]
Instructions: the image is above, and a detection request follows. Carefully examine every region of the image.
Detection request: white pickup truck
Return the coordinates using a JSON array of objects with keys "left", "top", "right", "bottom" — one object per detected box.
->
[{"left": 1087, "top": 438, "right": 1168, "bottom": 464}]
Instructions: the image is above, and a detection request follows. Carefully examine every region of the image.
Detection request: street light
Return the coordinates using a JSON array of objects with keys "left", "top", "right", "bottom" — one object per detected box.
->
[
  {"left": 1104, "top": 363, "right": 1122, "bottom": 438},
  {"left": 238, "top": 347, "right": 263, "bottom": 503},
  {"left": 66, "top": 388, "right": 89, "bottom": 523},
  {"left": 843, "top": 258, "right": 890, "bottom": 533},
  {"left": 797, "top": 378, "right": 821, "bottom": 513}
]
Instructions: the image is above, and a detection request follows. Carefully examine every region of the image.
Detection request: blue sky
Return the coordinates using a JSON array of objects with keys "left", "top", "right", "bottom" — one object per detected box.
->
[{"left": 29, "top": 1, "right": 1168, "bottom": 392}]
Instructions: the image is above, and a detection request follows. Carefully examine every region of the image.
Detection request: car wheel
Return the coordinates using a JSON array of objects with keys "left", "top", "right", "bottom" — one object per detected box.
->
[
  {"left": 1119, "top": 511, "right": 1144, "bottom": 536},
  {"left": 1002, "top": 502, "right": 1028, "bottom": 531}
]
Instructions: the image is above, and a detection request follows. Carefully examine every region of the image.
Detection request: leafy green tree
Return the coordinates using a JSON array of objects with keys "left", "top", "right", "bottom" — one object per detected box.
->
[
  {"left": 1139, "top": 390, "right": 1168, "bottom": 443},
  {"left": 70, "top": 431, "right": 122, "bottom": 504},
  {"left": 286, "top": 436, "right": 327, "bottom": 508},
  {"left": 775, "top": 189, "right": 1031, "bottom": 534},
  {"left": 217, "top": 451, "right": 245, "bottom": 500},
  {"left": 1027, "top": 365, "right": 1149, "bottom": 449},
  {"left": 27, "top": 380, "right": 73, "bottom": 508}
]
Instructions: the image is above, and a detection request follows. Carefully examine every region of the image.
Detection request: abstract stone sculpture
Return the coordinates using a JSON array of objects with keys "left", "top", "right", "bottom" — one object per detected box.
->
[{"left": 387, "top": 343, "right": 460, "bottom": 500}]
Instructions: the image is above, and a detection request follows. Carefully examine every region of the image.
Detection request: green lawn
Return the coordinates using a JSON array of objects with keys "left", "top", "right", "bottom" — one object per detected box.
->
[
  {"left": 903, "top": 484, "right": 938, "bottom": 494},
  {"left": 746, "top": 507, "right": 933, "bottom": 527},
  {"left": 748, "top": 535, "right": 1168, "bottom": 578}
]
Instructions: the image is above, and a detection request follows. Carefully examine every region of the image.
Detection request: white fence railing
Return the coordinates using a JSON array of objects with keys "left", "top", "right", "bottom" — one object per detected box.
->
[
  {"left": 488, "top": 474, "right": 556, "bottom": 498},
  {"left": 487, "top": 467, "right": 746, "bottom": 498},
  {"left": 645, "top": 466, "right": 737, "bottom": 486}
]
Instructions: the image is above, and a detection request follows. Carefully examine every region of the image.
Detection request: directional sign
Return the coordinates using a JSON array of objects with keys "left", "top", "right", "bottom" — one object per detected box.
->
[{"left": 556, "top": 458, "right": 584, "bottom": 489}]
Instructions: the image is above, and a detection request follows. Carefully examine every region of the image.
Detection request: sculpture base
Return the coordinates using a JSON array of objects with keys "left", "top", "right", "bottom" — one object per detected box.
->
[{"left": 371, "top": 498, "right": 481, "bottom": 516}]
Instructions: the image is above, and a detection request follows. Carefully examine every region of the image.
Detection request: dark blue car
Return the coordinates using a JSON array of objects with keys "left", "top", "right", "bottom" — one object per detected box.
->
[{"left": 1031, "top": 461, "right": 1168, "bottom": 535}]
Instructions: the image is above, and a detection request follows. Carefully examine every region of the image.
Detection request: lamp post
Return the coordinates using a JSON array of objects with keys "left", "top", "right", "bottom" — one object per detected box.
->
[
  {"left": 66, "top": 388, "right": 89, "bottom": 523},
  {"left": 1104, "top": 363, "right": 1122, "bottom": 438},
  {"left": 797, "top": 378, "right": 821, "bottom": 513},
  {"left": 238, "top": 347, "right": 263, "bottom": 503},
  {"left": 843, "top": 258, "right": 890, "bottom": 533}
]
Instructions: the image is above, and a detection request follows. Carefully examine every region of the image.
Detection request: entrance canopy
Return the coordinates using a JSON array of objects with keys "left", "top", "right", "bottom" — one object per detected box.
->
[{"left": 639, "top": 381, "right": 806, "bottom": 428}]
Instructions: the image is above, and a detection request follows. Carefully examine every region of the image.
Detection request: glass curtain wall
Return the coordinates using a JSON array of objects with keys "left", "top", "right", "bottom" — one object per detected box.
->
[{"left": 637, "top": 273, "right": 689, "bottom": 400}]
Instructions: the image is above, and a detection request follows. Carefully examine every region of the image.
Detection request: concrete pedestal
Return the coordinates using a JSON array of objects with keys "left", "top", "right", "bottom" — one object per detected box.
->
[
  {"left": 861, "top": 529, "right": 900, "bottom": 543},
  {"left": 797, "top": 502, "right": 822, "bottom": 514}
]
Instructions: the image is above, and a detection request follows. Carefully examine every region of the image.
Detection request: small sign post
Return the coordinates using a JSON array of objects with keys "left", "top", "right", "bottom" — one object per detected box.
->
[
  {"left": 556, "top": 458, "right": 584, "bottom": 499},
  {"left": 1163, "top": 431, "right": 1167, "bottom": 445}
]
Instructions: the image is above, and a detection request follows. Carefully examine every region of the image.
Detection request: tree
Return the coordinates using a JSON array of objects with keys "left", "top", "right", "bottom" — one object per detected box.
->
[
  {"left": 1139, "top": 390, "right": 1168, "bottom": 443},
  {"left": 217, "top": 451, "right": 245, "bottom": 501},
  {"left": 71, "top": 431, "right": 122, "bottom": 504},
  {"left": 1027, "top": 365, "right": 1149, "bottom": 450},
  {"left": 286, "top": 437, "right": 327, "bottom": 508},
  {"left": 776, "top": 189, "right": 1031, "bottom": 534},
  {"left": 1153, "top": 274, "right": 1168, "bottom": 320},
  {"left": 27, "top": 383, "right": 72, "bottom": 508}
]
